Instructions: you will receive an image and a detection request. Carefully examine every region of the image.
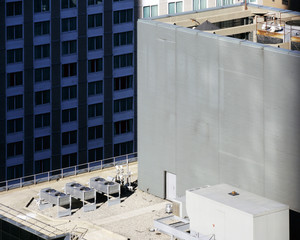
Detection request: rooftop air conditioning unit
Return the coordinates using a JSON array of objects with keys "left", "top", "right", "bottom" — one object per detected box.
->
[
  {"left": 40, "top": 188, "right": 70, "bottom": 206},
  {"left": 89, "top": 177, "right": 119, "bottom": 194},
  {"left": 65, "top": 182, "right": 95, "bottom": 201}
]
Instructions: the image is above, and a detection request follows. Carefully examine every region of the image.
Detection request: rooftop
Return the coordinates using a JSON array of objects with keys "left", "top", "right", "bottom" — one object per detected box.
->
[
  {"left": 188, "top": 184, "right": 289, "bottom": 217},
  {"left": 153, "top": 4, "right": 300, "bottom": 50},
  {"left": 0, "top": 162, "right": 171, "bottom": 240}
]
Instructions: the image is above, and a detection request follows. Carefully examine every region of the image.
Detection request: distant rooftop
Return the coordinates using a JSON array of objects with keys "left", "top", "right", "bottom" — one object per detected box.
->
[{"left": 154, "top": 4, "right": 300, "bottom": 50}]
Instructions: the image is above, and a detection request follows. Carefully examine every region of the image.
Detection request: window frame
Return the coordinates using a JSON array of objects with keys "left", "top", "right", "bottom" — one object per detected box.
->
[{"left": 34, "top": 0, "right": 50, "bottom": 13}]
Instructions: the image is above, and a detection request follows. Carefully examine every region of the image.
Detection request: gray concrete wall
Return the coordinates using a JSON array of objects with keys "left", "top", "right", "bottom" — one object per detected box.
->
[{"left": 137, "top": 19, "right": 300, "bottom": 212}]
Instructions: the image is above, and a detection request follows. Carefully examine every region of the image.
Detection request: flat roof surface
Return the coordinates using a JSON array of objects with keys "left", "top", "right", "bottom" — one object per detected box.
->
[
  {"left": 0, "top": 162, "right": 171, "bottom": 240},
  {"left": 151, "top": 4, "right": 300, "bottom": 50},
  {"left": 188, "top": 184, "right": 289, "bottom": 217},
  {"left": 155, "top": 4, "right": 300, "bottom": 27}
]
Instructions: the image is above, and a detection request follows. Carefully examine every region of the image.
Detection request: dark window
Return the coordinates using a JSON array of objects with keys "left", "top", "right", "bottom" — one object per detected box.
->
[
  {"left": 62, "top": 108, "right": 77, "bottom": 123},
  {"left": 88, "top": 58, "right": 102, "bottom": 73},
  {"left": 7, "top": 95, "right": 23, "bottom": 110},
  {"left": 282, "top": 0, "right": 288, "bottom": 5},
  {"left": 35, "top": 135, "right": 50, "bottom": 151},
  {"left": 62, "top": 85, "right": 77, "bottom": 101},
  {"left": 35, "top": 90, "right": 50, "bottom": 105},
  {"left": 114, "top": 53, "right": 133, "bottom": 69},
  {"left": 34, "top": 0, "right": 49, "bottom": 12},
  {"left": 7, "top": 71, "right": 22, "bottom": 87},
  {"left": 88, "top": 36, "right": 102, "bottom": 51},
  {"left": 35, "top": 113, "right": 50, "bottom": 128},
  {"left": 62, "top": 40, "right": 77, "bottom": 55},
  {"left": 7, "top": 141, "right": 23, "bottom": 157},
  {"left": 114, "top": 9, "right": 133, "bottom": 24},
  {"left": 35, "top": 67, "right": 50, "bottom": 82},
  {"left": 114, "top": 141, "right": 133, "bottom": 156},
  {"left": 114, "top": 31, "right": 133, "bottom": 46},
  {"left": 114, "top": 75, "right": 133, "bottom": 91},
  {"left": 61, "top": 0, "right": 76, "bottom": 9},
  {"left": 114, "top": 97, "right": 133, "bottom": 113},
  {"left": 88, "top": 14, "right": 102, "bottom": 28},
  {"left": 62, "top": 17, "right": 76, "bottom": 32},
  {"left": 88, "top": 103, "right": 102, "bottom": 118},
  {"left": 88, "top": 81, "right": 102, "bottom": 96},
  {"left": 62, "top": 63, "right": 77, "bottom": 77},
  {"left": 7, "top": 164, "right": 23, "bottom": 180},
  {"left": 7, "top": 118, "right": 23, "bottom": 134},
  {"left": 88, "top": 0, "right": 102, "bottom": 5},
  {"left": 7, "top": 25, "right": 22, "bottom": 40},
  {"left": 62, "top": 153, "right": 77, "bottom": 168},
  {"left": 88, "top": 125, "right": 102, "bottom": 140},
  {"left": 35, "top": 44, "right": 50, "bottom": 59},
  {"left": 7, "top": 48, "right": 23, "bottom": 64},
  {"left": 88, "top": 147, "right": 103, "bottom": 162},
  {"left": 62, "top": 130, "right": 77, "bottom": 146},
  {"left": 34, "top": 21, "right": 50, "bottom": 36},
  {"left": 6, "top": 2, "right": 22, "bottom": 16},
  {"left": 114, "top": 119, "right": 133, "bottom": 135},
  {"left": 35, "top": 158, "right": 50, "bottom": 174}
]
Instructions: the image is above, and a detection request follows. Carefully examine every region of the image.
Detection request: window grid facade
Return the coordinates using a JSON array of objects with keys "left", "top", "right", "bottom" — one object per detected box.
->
[{"left": 1, "top": 0, "right": 137, "bottom": 182}]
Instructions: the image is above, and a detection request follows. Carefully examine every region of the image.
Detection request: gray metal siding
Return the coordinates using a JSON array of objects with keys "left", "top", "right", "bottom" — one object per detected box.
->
[
  {"left": 24, "top": 0, "right": 34, "bottom": 176},
  {"left": 0, "top": 0, "right": 6, "bottom": 181},
  {"left": 137, "top": 20, "right": 300, "bottom": 212},
  {"left": 51, "top": 0, "right": 61, "bottom": 170},
  {"left": 78, "top": 0, "right": 87, "bottom": 165}
]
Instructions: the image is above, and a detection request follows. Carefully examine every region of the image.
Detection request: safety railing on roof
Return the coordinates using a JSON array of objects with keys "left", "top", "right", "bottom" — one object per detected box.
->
[
  {"left": 0, "top": 203, "right": 67, "bottom": 239},
  {"left": 0, "top": 152, "right": 137, "bottom": 192}
]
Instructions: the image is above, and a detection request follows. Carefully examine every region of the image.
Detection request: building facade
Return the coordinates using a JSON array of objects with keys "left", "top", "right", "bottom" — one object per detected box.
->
[
  {"left": 138, "top": 2, "right": 300, "bottom": 221},
  {"left": 0, "top": 0, "right": 138, "bottom": 181},
  {"left": 262, "top": 0, "right": 300, "bottom": 11},
  {"left": 138, "top": 0, "right": 263, "bottom": 17}
]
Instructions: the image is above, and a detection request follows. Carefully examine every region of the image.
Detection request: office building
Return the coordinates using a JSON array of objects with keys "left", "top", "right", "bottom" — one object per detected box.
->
[
  {"left": 0, "top": 0, "right": 137, "bottom": 181},
  {"left": 138, "top": 0, "right": 263, "bottom": 18}
]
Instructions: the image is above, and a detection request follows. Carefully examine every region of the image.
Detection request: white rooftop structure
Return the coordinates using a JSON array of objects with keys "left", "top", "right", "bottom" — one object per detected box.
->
[
  {"left": 186, "top": 184, "right": 289, "bottom": 240},
  {"left": 187, "top": 184, "right": 289, "bottom": 217}
]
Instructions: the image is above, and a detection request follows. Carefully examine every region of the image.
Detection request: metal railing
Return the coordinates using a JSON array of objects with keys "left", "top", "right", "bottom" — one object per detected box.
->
[
  {"left": 0, "top": 152, "right": 137, "bottom": 192},
  {"left": 0, "top": 203, "right": 67, "bottom": 239}
]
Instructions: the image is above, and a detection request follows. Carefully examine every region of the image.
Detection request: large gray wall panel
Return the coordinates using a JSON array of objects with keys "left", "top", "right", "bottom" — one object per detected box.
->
[
  {"left": 175, "top": 29, "right": 220, "bottom": 195},
  {"left": 263, "top": 48, "right": 300, "bottom": 212},
  {"left": 138, "top": 19, "right": 300, "bottom": 212},
  {"left": 219, "top": 40, "right": 265, "bottom": 195},
  {"left": 138, "top": 22, "right": 177, "bottom": 198}
]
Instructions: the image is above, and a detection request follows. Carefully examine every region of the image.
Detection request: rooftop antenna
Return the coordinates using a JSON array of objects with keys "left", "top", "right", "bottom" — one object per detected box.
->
[{"left": 244, "top": 0, "right": 248, "bottom": 10}]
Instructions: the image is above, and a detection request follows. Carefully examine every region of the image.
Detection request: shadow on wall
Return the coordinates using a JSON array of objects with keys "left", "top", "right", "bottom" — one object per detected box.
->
[{"left": 290, "top": 210, "right": 300, "bottom": 240}]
